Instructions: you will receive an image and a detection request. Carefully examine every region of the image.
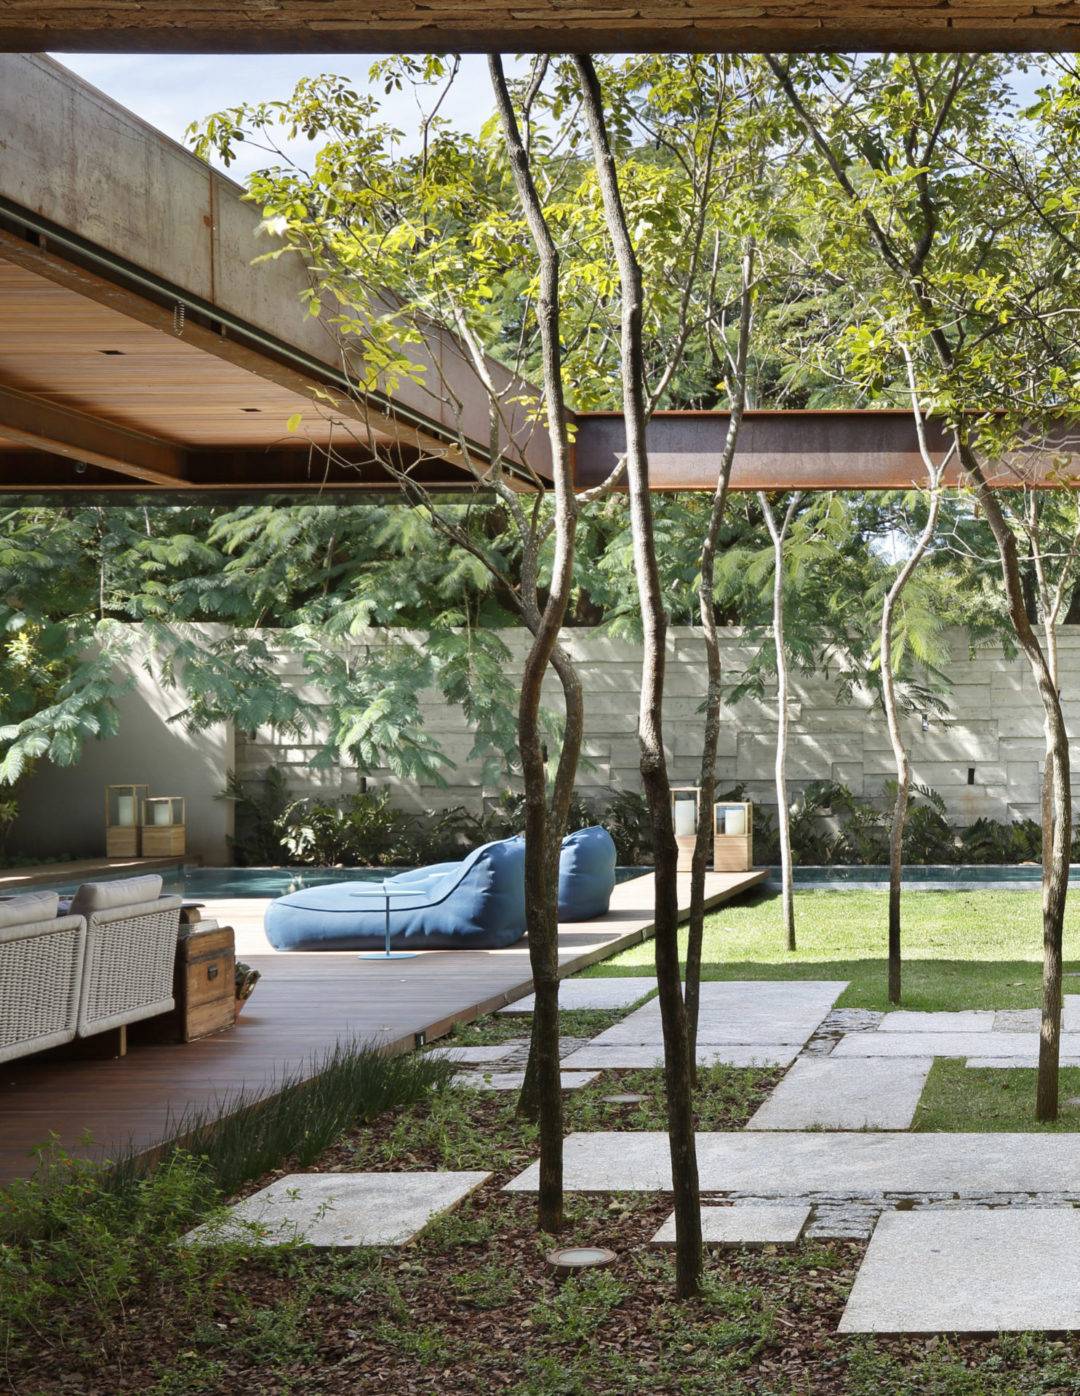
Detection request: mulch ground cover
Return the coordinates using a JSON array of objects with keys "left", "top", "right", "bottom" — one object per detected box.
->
[{"left": 10, "top": 1061, "right": 1080, "bottom": 1394}]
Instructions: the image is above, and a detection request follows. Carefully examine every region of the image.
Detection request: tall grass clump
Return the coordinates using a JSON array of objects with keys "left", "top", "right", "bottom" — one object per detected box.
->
[
  {"left": 0, "top": 1041, "right": 451, "bottom": 1369},
  {"left": 129, "top": 1038, "right": 456, "bottom": 1197}
]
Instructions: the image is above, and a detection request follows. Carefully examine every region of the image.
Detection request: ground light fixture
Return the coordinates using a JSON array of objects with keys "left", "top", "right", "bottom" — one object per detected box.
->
[
  {"left": 545, "top": 1246, "right": 618, "bottom": 1275},
  {"left": 351, "top": 884, "right": 421, "bottom": 960}
]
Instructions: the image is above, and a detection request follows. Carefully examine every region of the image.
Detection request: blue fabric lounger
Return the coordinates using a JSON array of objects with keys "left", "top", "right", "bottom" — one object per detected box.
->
[
  {"left": 264, "top": 837, "right": 528, "bottom": 951},
  {"left": 558, "top": 825, "right": 617, "bottom": 921}
]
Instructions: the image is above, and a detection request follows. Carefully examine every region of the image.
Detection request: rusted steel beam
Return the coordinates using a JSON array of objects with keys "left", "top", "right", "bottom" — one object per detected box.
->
[
  {"left": 4, "top": 5, "right": 1080, "bottom": 55},
  {"left": 573, "top": 410, "right": 1080, "bottom": 492}
]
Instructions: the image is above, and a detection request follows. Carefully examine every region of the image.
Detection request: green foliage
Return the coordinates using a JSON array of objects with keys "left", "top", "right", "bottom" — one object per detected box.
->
[{"left": 281, "top": 789, "right": 419, "bottom": 867}]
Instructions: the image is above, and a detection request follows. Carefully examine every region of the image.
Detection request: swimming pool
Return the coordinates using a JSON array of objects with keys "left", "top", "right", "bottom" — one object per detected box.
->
[
  {"left": 32, "top": 862, "right": 1059, "bottom": 899},
  {"left": 38, "top": 864, "right": 654, "bottom": 900}
]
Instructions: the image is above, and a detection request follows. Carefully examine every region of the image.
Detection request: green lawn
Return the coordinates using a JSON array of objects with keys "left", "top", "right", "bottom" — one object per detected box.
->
[
  {"left": 586, "top": 886, "right": 1079, "bottom": 1013},
  {"left": 915, "top": 1060, "right": 1080, "bottom": 1133}
]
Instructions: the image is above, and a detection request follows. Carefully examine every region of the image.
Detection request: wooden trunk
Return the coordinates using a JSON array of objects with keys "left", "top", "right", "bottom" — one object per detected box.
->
[
  {"left": 141, "top": 824, "right": 186, "bottom": 857},
  {"left": 177, "top": 925, "right": 235, "bottom": 1041},
  {"left": 139, "top": 924, "right": 235, "bottom": 1044},
  {"left": 713, "top": 832, "right": 753, "bottom": 872}
]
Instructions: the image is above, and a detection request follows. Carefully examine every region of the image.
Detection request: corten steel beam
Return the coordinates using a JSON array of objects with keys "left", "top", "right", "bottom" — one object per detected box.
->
[
  {"left": 573, "top": 410, "right": 1080, "bottom": 492},
  {"left": 4, "top": 2, "right": 1080, "bottom": 54}
]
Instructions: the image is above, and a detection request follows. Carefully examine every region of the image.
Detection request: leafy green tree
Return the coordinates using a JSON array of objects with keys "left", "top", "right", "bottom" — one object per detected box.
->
[{"left": 769, "top": 51, "right": 1080, "bottom": 1118}]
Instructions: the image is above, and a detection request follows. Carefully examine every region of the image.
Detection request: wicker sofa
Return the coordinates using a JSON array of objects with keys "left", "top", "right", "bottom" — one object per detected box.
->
[{"left": 0, "top": 874, "right": 183, "bottom": 1064}]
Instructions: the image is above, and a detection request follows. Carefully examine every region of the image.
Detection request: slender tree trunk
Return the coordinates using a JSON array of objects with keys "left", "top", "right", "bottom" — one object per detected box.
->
[
  {"left": 574, "top": 53, "right": 702, "bottom": 1299},
  {"left": 490, "top": 56, "right": 582, "bottom": 1232},
  {"left": 759, "top": 493, "right": 801, "bottom": 952},
  {"left": 880, "top": 462, "right": 943, "bottom": 1006},
  {"left": 686, "top": 244, "right": 754, "bottom": 1079},
  {"left": 961, "top": 439, "right": 1070, "bottom": 1120}
]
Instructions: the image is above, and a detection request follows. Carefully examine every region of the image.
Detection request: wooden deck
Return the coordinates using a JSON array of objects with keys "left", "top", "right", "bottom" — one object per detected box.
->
[{"left": 0, "top": 868, "right": 766, "bottom": 1185}]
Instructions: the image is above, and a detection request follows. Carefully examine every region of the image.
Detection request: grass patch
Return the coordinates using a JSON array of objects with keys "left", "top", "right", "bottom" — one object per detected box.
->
[
  {"left": 914, "top": 1059, "right": 1080, "bottom": 1132},
  {"left": 586, "top": 886, "right": 1074, "bottom": 1013},
  {"left": 443, "top": 1003, "right": 652, "bottom": 1047}
]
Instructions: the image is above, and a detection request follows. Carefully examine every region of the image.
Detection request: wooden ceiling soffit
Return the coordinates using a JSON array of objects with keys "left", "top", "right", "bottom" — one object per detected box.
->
[
  {"left": 573, "top": 410, "right": 1080, "bottom": 491},
  {"left": 5, "top": 2, "right": 1080, "bottom": 54}
]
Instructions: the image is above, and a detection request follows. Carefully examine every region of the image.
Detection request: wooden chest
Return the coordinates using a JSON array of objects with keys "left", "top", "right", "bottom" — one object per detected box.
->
[{"left": 176, "top": 925, "right": 235, "bottom": 1041}]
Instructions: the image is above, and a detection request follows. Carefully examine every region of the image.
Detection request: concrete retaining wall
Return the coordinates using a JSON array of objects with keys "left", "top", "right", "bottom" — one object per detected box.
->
[{"left": 236, "top": 625, "right": 1071, "bottom": 829}]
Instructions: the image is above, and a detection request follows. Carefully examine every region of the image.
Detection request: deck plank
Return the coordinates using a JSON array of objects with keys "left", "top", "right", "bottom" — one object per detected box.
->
[{"left": 0, "top": 869, "right": 765, "bottom": 1183}]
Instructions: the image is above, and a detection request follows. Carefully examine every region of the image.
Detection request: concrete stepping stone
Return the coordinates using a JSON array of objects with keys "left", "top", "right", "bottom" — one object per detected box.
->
[
  {"left": 746, "top": 1057, "right": 932, "bottom": 1131},
  {"left": 651, "top": 1203, "right": 810, "bottom": 1248},
  {"left": 832, "top": 1031, "right": 1080, "bottom": 1059},
  {"left": 559, "top": 1044, "right": 798, "bottom": 1070},
  {"left": 504, "top": 1131, "right": 1080, "bottom": 1195},
  {"left": 453, "top": 1069, "right": 600, "bottom": 1091},
  {"left": 589, "top": 980, "right": 847, "bottom": 1048},
  {"left": 424, "top": 1043, "right": 519, "bottom": 1064},
  {"left": 878, "top": 1010, "right": 994, "bottom": 1033},
  {"left": 994, "top": 1009, "right": 1041, "bottom": 1033},
  {"left": 838, "top": 1209, "right": 1080, "bottom": 1332},
  {"left": 188, "top": 1171, "right": 490, "bottom": 1248},
  {"left": 498, "top": 977, "right": 657, "bottom": 1013}
]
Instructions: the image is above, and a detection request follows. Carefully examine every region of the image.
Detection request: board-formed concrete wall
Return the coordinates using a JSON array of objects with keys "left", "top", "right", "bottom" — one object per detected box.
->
[{"left": 235, "top": 625, "right": 1075, "bottom": 829}]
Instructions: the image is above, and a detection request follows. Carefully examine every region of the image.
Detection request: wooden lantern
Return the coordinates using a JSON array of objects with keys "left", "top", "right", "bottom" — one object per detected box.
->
[
  {"left": 670, "top": 786, "right": 701, "bottom": 872},
  {"left": 141, "top": 796, "right": 186, "bottom": 857},
  {"left": 713, "top": 801, "right": 753, "bottom": 872},
  {"left": 105, "top": 784, "right": 148, "bottom": 858}
]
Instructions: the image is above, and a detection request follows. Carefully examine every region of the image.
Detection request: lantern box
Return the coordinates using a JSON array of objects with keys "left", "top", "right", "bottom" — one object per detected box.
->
[
  {"left": 713, "top": 801, "right": 753, "bottom": 872},
  {"left": 670, "top": 786, "right": 701, "bottom": 872},
  {"left": 105, "top": 784, "right": 148, "bottom": 858},
  {"left": 141, "top": 796, "right": 186, "bottom": 857}
]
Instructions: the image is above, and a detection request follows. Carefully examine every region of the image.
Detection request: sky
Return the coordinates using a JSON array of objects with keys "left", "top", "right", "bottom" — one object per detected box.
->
[{"left": 52, "top": 52, "right": 501, "bottom": 183}]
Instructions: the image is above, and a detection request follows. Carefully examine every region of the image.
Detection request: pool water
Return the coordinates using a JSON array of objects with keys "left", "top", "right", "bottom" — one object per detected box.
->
[{"left": 40, "top": 864, "right": 653, "bottom": 900}]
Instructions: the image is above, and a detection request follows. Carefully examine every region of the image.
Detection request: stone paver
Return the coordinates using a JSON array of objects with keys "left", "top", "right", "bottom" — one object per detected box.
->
[
  {"left": 994, "top": 1009, "right": 1041, "bottom": 1033},
  {"left": 505, "top": 1131, "right": 1080, "bottom": 1194},
  {"left": 878, "top": 1011, "right": 994, "bottom": 1033},
  {"left": 838, "top": 1209, "right": 1080, "bottom": 1332},
  {"left": 746, "top": 1057, "right": 932, "bottom": 1131},
  {"left": 453, "top": 1069, "right": 600, "bottom": 1091},
  {"left": 651, "top": 1203, "right": 810, "bottom": 1248},
  {"left": 424, "top": 1044, "right": 519, "bottom": 1064},
  {"left": 559, "top": 1044, "right": 798, "bottom": 1070},
  {"left": 833, "top": 1031, "right": 1080, "bottom": 1059},
  {"left": 498, "top": 977, "right": 657, "bottom": 1013},
  {"left": 588, "top": 980, "right": 847, "bottom": 1048},
  {"left": 189, "top": 1172, "right": 491, "bottom": 1248}
]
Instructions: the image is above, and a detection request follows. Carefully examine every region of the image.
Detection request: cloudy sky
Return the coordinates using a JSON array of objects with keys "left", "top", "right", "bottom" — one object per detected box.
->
[{"left": 53, "top": 52, "right": 500, "bottom": 182}]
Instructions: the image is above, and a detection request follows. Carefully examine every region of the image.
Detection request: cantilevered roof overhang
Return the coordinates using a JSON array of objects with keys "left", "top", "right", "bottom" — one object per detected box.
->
[
  {"left": 3, "top": 0, "right": 1080, "bottom": 55},
  {"left": 0, "top": 55, "right": 550, "bottom": 496},
  {"left": 0, "top": 55, "right": 1076, "bottom": 499}
]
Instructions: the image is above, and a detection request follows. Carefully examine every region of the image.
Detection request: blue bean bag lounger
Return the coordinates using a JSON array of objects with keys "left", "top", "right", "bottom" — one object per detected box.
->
[
  {"left": 558, "top": 825, "right": 617, "bottom": 921},
  {"left": 264, "top": 837, "right": 527, "bottom": 951}
]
